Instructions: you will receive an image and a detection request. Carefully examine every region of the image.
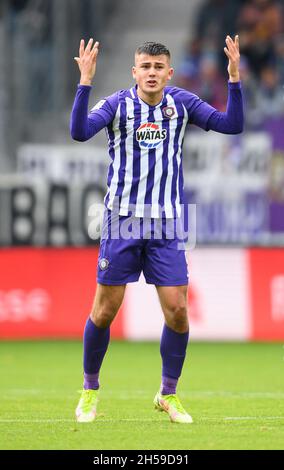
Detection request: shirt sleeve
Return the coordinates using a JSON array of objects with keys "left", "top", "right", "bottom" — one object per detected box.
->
[
  {"left": 70, "top": 85, "right": 117, "bottom": 141},
  {"left": 206, "top": 81, "right": 244, "bottom": 134},
  {"left": 179, "top": 89, "right": 216, "bottom": 130}
]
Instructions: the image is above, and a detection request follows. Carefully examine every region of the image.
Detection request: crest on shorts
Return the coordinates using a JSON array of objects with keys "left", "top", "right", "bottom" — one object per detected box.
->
[
  {"left": 162, "top": 106, "right": 175, "bottom": 118},
  {"left": 99, "top": 258, "right": 109, "bottom": 270}
]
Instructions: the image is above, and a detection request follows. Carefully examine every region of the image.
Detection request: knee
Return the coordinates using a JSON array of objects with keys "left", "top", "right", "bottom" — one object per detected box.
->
[
  {"left": 90, "top": 303, "right": 118, "bottom": 328},
  {"left": 165, "top": 302, "right": 189, "bottom": 333}
]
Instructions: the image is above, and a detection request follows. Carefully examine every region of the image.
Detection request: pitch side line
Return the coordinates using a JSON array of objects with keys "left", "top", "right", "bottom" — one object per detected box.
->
[
  {"left": 0, "top": 417, "right": 284, "bottom": 424},
  {"left": 3, "top": 390, "right": 284, "bottom": 399}
]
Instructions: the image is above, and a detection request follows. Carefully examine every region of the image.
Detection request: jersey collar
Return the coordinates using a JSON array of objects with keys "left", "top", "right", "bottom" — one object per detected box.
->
[{"left": 131, "top": 84, "right": 165, "bottom": 108}]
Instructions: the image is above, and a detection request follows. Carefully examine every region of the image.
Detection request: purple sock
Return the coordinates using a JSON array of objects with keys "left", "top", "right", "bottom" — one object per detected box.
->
[
  {"left": 84, "top": 372, "right": 100, "bottom": 390},
  {"left": 160, "top": 376, "right": 178, "bottom": 396},
  {"left": 160, "top": 324, "right": 189, "bottom": 395},
  {"left": 83, "top": 317, "right": 110, "bottom": 390}
]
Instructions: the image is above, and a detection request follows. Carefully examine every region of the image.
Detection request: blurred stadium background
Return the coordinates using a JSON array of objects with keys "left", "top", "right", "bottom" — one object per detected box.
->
[
  {"left": 1, "top": 0, "right": 284, "bottom": 452},
  {"left": 0, "top": 0, "right": 284, "bottom": 343}
]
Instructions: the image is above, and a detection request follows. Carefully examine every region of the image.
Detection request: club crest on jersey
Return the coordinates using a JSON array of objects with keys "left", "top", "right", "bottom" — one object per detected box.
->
[
  {"left": 136, "top": 122, "right": 167, "bottom": 149},
  {"left": 162, "top": 106, "right": 175, "bottom": 118}
]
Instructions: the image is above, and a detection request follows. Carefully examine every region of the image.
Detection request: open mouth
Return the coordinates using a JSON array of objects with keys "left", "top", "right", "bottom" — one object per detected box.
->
[{"left": 147, "top": 80, "right": 157, "bottom": 86}]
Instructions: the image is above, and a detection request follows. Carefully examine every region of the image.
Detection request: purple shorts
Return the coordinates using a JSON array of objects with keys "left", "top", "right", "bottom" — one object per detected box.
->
[{"left": 97, "top": 210, "right": 189, "bottom": 286}]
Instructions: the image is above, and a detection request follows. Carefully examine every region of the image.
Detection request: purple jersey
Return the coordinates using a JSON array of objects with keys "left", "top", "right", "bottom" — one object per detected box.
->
[
  {"left": 89, "top": 85, "right": 216, "bottom": 218},
  {"left": 71, "top": 82, "right": 243, "bottom": 218}
]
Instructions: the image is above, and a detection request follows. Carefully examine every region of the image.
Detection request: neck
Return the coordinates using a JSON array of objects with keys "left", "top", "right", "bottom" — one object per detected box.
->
[{"left": 137, "top": 87, "right": 163, "bottom": 106}]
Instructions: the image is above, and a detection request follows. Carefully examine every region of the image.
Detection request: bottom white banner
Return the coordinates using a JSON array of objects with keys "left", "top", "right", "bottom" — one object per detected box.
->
[{"left": 124, "top": 248, "right": 250, "bottom": 341}]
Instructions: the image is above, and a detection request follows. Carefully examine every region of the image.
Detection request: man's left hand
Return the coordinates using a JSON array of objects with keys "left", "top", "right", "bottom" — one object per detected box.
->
[{"left": 224, "top": 35, "right": 240, "bottom": 82}]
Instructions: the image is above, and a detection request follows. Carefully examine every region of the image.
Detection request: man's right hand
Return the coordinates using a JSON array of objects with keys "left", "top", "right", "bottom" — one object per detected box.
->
[{"left": 74, "top": 38, "right": 100, "bottom": 86}]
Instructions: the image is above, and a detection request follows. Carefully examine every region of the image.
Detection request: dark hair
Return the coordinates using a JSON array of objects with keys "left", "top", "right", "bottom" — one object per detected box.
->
[{"left": 135, "top": 41, "right": 171, "bottom": 59}]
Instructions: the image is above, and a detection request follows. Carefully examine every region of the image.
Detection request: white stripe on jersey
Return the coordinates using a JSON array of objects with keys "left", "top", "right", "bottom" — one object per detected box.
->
[
  {"left": 119, "top": 98, "right": 134, "bottom": 215},
  {"left": 135, "top": 100, "right": 149, "bottom": 217},
  {"left": 106, "top": 103, "right": 121, "bottom": 210},
  {"left": 150, "top": 105, "right": 165, "bottom": 218},
  {"left": 175, "top": 104, "right": 188, "bottom": 217},
  {"left": 163, "top": 94, "right": 178, "bottom": 218}
]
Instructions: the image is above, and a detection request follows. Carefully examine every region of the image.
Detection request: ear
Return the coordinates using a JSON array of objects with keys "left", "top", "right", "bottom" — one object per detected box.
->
[
  {"left": 132, "top": 66, "right": 136, "bottom": 80},
  {"left": 168, "top": 67, "right": 174, "bottom": 80}
]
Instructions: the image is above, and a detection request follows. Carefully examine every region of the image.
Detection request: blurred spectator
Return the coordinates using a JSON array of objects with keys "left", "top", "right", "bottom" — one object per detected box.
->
[
  {"left": 8, "top": 0, "right": 53, "bottom": 114},
  {"left": 194, "top": 52, "right": 227, "bottom": 110},
  {"left": 196, "top": 0, "right": 243, "bottom": 44},
  {"left": 195, "top": 0, "right": 244, "bottom": 71},
  {"left": 274, "top": 34, "right": 284, "bottom": 82},
  {"left": 254, "top": 65, "right": 284, "bottom": 124},
  {"left": 21, "top": 2, "right": 52, "bottom": 46},
  {"left": 176, "top": 0, "right": 284, "bottom": 129},
  {"left": 10, "top": 0, "right": 29, "bottom": 12},
  {"left": 176, "top": 48, "right": 227, "bottom": 110},
  {"left": 238, "top": 56, "right": 259, "bottom": 129},
  {"left": 175, "top": 39, "right": 202, "bottom": 90},
  {"left": 237, "top": 0, "right": 283, "bottom": 74}
]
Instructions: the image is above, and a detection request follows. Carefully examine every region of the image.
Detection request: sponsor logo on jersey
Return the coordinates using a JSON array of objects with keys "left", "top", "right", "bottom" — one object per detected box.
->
[{"left": 136, "top": 122, "right": 167, "bottom": 149}]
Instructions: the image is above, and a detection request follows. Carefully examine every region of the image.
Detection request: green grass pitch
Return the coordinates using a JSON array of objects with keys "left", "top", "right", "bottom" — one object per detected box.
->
[{"left": 0, "top": 340, "right": 283, "bottom": 450}]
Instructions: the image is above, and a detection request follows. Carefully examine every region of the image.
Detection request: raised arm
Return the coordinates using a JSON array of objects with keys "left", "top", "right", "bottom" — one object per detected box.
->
[
  {"left": 75, "top": 38, "right": 100, "bottom": 86},
  {"left": 186, "top": 35, "right": 244, "bottom": 134},
  {"left": 224, "top": 34, "right": 240, "bottom": 83},
  {"left": 206, "top": 34, "right": 243, "bottom": 134},
  {"left": 70, "top": 39, "right": 114, "bottom": 141}
]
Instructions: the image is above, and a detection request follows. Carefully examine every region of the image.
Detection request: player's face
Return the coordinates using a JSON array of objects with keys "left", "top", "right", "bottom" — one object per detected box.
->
[{"left": 132, "top": 54, "right": 174, "bottom": 96}]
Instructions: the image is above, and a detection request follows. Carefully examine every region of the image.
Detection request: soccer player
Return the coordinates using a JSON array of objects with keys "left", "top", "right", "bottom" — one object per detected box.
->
[{"left": 71, "top": 37, "right": 243, "bottom": 423}]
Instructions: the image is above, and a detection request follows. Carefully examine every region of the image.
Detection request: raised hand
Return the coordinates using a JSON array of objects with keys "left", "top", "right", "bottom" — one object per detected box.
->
[
  {"left": 74, "top": 38, "right": 100, "bottom": 86},
  {"left": 224, "top": 35, "right": 240, "bottom": 82}
]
